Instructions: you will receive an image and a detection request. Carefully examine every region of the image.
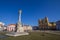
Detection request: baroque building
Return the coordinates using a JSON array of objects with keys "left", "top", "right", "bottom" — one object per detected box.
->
[
  {"left": 38, "top": 17, "right": 56, "bottom": 30},
  {"left": 7, "top": 24, "right": 16, "bottom": 32},
  {"left": 56, "top": 20, "right": 60, "bottom": 30},
  {"left": 0, "top": 22, "right": 5, "bottom": 31}
]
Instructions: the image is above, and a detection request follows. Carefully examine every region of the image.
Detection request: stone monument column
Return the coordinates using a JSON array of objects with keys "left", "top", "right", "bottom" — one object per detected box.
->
[
  {"left": 6, "top": 10, "right": 29, "bottom": 37},
  {"left": 18, "top": 10, "right": 22, "bottom": 23},
  {"left": 17, "top": 10, "right": 24, "bottom": 32}
]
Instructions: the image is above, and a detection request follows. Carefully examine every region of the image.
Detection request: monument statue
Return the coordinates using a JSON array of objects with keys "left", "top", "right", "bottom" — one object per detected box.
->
[
  {"left": 6, "top": 9, "right": 29, "bottom": 37},
  {"left": 16, "top": 10, "right": 24, "bottom": 32}
]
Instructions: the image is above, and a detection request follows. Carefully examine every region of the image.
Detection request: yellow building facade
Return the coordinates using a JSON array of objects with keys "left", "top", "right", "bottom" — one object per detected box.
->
[{"left": 38, "top": 17, "right": 56, "bottom": 30}]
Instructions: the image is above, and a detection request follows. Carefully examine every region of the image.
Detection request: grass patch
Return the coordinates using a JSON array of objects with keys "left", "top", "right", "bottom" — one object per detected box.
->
[{"left": 0, "top": 32, "right": 60, "bottom": 40}]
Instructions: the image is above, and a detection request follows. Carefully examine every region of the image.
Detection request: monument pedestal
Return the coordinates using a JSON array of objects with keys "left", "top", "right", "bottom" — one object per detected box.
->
[
  {"left": 6, "top": 27, "right": 29, "bottom": 37},
  {"left": 6, "top": 32, "right": 29, "bottom": 37}
]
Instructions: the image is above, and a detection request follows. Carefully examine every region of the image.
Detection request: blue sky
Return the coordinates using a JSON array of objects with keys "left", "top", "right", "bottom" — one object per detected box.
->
[{"left": 0, "top": 0, "right": 60, "bottom": 26}]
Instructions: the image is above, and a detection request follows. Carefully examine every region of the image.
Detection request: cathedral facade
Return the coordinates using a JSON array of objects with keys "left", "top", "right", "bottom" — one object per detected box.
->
[{"left": 38, "top": 17, "right": 56, "bottom": 30}]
